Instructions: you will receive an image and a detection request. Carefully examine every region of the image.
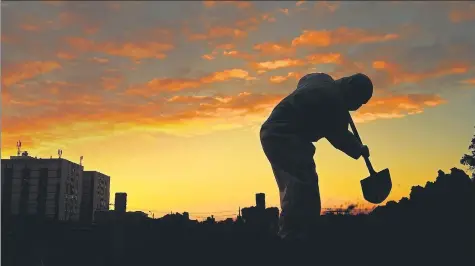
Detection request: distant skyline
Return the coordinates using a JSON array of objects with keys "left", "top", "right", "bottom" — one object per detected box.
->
[{"left": 2, "top": 1, "right": 475, "bottom": 217}]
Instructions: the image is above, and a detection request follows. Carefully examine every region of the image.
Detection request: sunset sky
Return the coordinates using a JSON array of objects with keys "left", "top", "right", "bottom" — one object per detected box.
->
[{"left": 2, "top": 1, "right": 475, "bottom": 219}]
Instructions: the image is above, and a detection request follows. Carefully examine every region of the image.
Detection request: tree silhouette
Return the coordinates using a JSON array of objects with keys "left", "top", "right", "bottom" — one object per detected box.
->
[{"left": 460, "top": 126, "right": 475, "bottom": 178}]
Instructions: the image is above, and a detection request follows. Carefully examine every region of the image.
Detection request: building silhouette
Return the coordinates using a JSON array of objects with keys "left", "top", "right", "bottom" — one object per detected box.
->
[
  {"left": 256, "top": 193, "right": 265, "bottom": 210},
  {"left": 80, "top": 171, "right": 110, "bottom": 223},
  {"left": 241, "top": 193, "right": 279, "bottom": 231},
  {"left": 114, "top": 192, "right": 127, "bottom": 213},
  {"left": 158, "top": 212, "right": 197, "bottom": 225},
  {"left": 1, "top": 152, "right": 83, "bottom": 221},
  {"left": 94, "top": 193, "right": 149, "bottom": 224}
]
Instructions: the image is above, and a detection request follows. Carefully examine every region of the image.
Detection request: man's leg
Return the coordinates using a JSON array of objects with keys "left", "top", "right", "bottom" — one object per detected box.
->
[
  {"left": 272, "top": 165, "right": 321, "bottom": 240},
  {"left": 261, "top": 136, "right": 321, "bottom": 240}
]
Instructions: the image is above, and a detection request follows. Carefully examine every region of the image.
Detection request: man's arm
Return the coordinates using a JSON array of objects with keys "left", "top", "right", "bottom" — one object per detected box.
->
[
  {"left": 326, "top": 129, "right": 364, "bottom": 159},
  {"left": 320, "top": 86, "right": 364, "bottom": 159}
]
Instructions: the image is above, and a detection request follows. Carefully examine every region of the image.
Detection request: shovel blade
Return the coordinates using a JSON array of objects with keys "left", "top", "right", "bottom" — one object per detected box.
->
[{"left": 360, "top": 168, "right": 392, "bottom": 204}]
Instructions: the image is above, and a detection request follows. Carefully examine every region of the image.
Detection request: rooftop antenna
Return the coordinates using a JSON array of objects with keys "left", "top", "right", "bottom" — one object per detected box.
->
[
  {"left": 80, "top": 156, "right": 83, "bottom": 166},
  {"left": 58, "top": 149, "right": 63, "bottom": 159},
  {"left": 16, "top": 140, "right": 21, "bottom": 156}
]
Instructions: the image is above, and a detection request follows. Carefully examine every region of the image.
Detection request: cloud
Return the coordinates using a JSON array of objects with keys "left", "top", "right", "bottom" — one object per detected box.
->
[
  {"left": 188, "top": 27, "right": 247, "bottom": 41},
  {"left": 269, "top": 72, "right": 303, "bottom": 84},
  {"left": 64, "top": 37, "right": 95, "bottom": 51},
  {"left": 3, "top": 1, "right": 470, "bottom": 153},
  {"left": 460, "top": 78, "right": 475, "bottom": 85},
  {"left": 194, "top": 92, "right": 284, "bottom": 116},
  {"left": 202, "top": 54, "right": 216, "bottom": 60},
  {"left": 263, "top": 53, "right": 343, "bottom": 83},
  {"left": 42, "top": 0, "right": 64, "bottom": 6},
  {"left": 306, "top": 53, "right": 342, "bottom": 64},
  {"left": 1, "top": 87, "right": 283, "bottom": 151},
  {"left": 252, "top": 59, "right": 306, "bottom": 71},
  {"left": 57, "top": 9, "right": 103, "bottom": 35},
  {"left": 251, "top": 52, "right": 342, "bottom": 72},
  {"left": 355, "top": 94, "right": 446, "bottom": 122},
  {"left": 125, "top": 69, "right": 256, "bottom": 96},
  {"left": 185, "top": 7, "right": 275, "bottom": 42},
  {"left": 98, "top": 42, "right": 174, "bottom": 60},
  {"left": 201, "top": 43, "right": 243, "bottom": 61},
  {"left": 167, "top": 95, "right": 213, "bottom": 104},
  {"left": 291, "top": 27, "right": 399, "bottom": 47},
  {"left": 198, "top": 69, "right": 256, "bottom": 82},
  {"left": 279, "top": 8, "right": 290, "bottom": 16},
  {"left": 107, "top": 2, "right": 121, "bottom": 11},
  {"left": 56, "top": 51, "right": 77, "bottom": 60},
  {"left": 372, "top": 60, "right": 469, "bottom": 85},
  {"left": 101, "top": 75, "right": 123, "bottom": 90},
  {"left": 2, "top": 88, "right": 12, "bottom": 106},
  {"left": 216, "top": 43, "right": 235, "bottom": 50},
  {"left": 2, "top": 85, "right": 448, "bottom": 153},
  {"left": 2, "top": 61, "right": 62, "bottom": 87},
  {"left": 203, "top": 1, "right": 253, "bottom": 9},
  {"left": 20, "top": 24, "right": 41, "bottom": 32},
  {"left": 234, "top": 17, "right": 261, "bottom": 31},
  {"left": 2, "top": 102, "right": 134, "bottom": 152},
  {"left": 203, "top": 1, "right": 216, "bottom": 8},
  {"left": 2, "top": 80, "right": 101, "bottom": 114},
  {"left": 260, "top": 13, "right": 277, "bottom": 23},
  {"left": 1, "top": 34, "right": 16, "bottom": 44},
  {"left": 89, "top": 57, "right": 109, "bottom": 64},
  {"left": 449, "top": 5, "right": 475, "bottom": 23},
  {"left": 250, "top": 27, "right": 399, "bottom": 61},
  {"left": 158, "top": 92, "right": 286, "bottom": 133},
  {"left": 232, "top": 1, "right": 253, "bottom": 9},
  {"left": 222, "top": 50, "right": 255, "bottom": 61},
  {"left": 14, "top": 9, "right": 102, "bottom": 35},
  {"left": 314, "top": 1, "right": 340, "bottom": 13},
  {"left": 253, "top": 42, "right": 296, "bottom": 56},
  {"left": 83, "top": 25, "right": 100, "bottom": 35},
  {"left": 16, "top": 14, "right": 63, "bottom": 33},
  {"left": 64, "top": 37, "right": 175, "bottom": 61},
  {"left": 126, "top": 79, "right": 200, "bottom": 95}
]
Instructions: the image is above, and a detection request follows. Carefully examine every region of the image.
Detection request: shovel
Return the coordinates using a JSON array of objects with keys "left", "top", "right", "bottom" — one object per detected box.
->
[{"left": 349, "top": 115, "right": 392, "bottom": 204}]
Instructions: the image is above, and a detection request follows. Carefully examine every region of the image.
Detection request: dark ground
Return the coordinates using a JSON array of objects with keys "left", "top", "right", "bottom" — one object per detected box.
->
[
  {"left": 2, "top": 167, "right": 475, "bottom": 266},
  {"left": 2, "top": 212, "right": 474, "bottom": 266}
]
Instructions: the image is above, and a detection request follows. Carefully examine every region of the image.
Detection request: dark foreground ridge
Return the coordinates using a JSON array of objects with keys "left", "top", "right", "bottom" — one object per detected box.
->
[{"left": 2, "top": 168, "right": 474, "bottom": 266}]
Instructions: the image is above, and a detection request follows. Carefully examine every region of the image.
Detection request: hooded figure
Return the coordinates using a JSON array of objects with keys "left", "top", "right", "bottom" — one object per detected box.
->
[{"left": 260, "top": 72, "right": 373, "bottom": 241}]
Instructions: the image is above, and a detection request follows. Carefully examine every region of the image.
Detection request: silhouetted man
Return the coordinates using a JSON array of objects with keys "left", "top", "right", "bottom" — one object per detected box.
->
[{"left": 260, "top": 72, "right": 373, "bottom": 241}]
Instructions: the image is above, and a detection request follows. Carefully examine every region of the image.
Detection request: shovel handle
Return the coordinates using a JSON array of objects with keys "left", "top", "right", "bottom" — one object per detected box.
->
[{"left": 348, "top": 115, "right": 377, "bottom": 175}]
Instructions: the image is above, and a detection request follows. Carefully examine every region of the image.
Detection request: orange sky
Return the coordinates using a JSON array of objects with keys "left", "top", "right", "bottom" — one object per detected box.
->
[{"left": 2, "top": 1, "right": 475, "bottom": 220}]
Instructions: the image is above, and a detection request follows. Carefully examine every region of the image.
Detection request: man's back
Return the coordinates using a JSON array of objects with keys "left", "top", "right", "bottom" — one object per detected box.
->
[{"left": 261, "top": 73, "right": 349, "bottom": 142}]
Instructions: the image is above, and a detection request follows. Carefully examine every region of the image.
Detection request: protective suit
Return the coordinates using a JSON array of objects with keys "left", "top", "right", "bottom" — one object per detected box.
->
[{"left": 260, "top": 73, "right": 364, "bottom": 240}]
